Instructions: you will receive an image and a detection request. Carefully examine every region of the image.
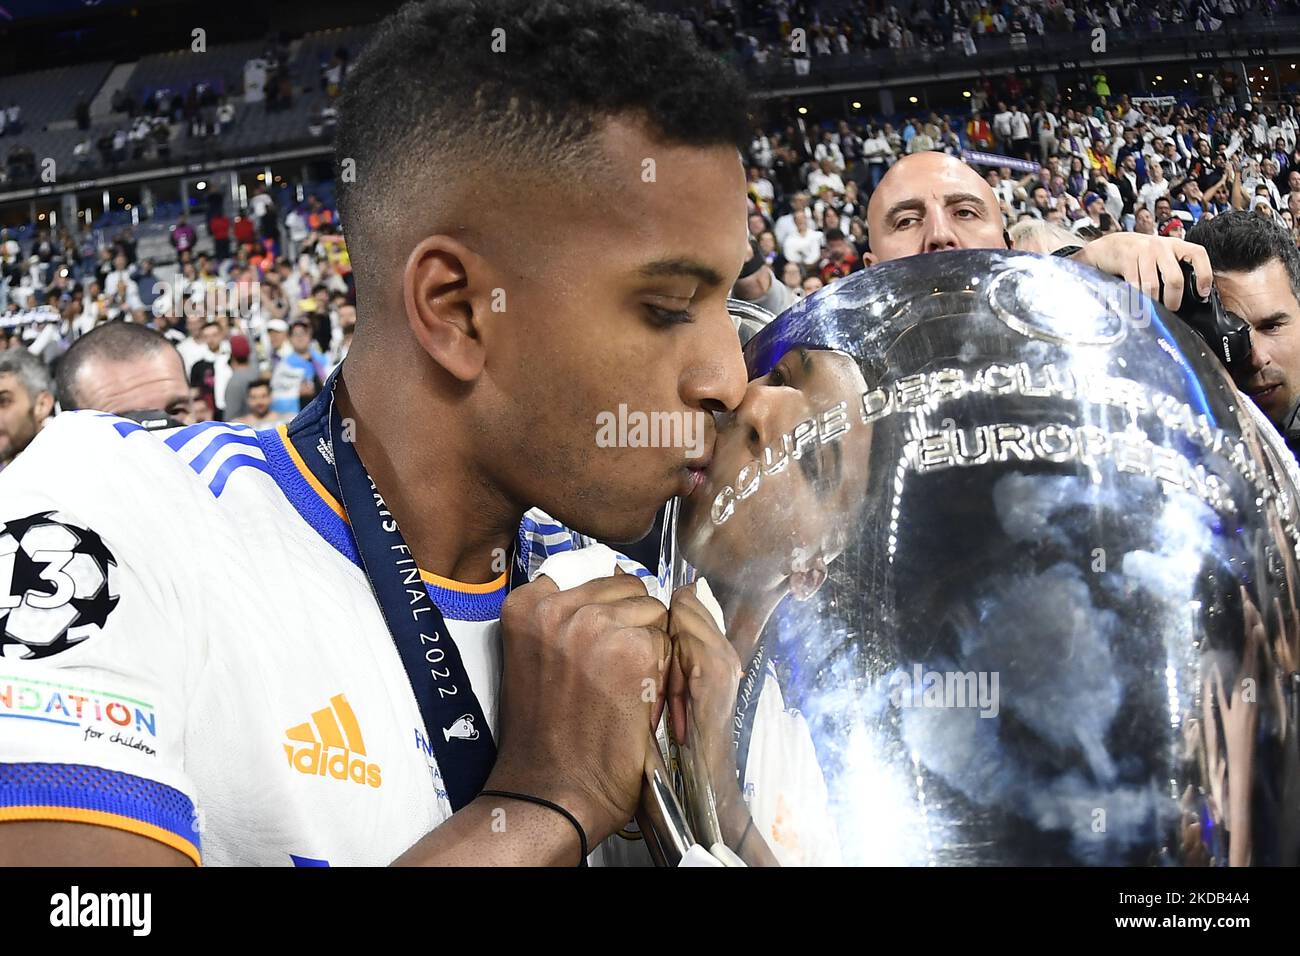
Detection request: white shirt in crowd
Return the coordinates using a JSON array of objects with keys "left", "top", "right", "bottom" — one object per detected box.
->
[
  {"left": 813, "top": 141, "right": 845, "bottom": 172},
  {"left": 285, "top": 210, "right": 310, "bottom": 246},
  {"left": 250, "top": 193, "right": 275, "bottom": 220},
  {"left": 993, "top": 108, "right": 1013, "bottom": 142},
  {"left": 773, "top": 211, "right": 803, "bottom": 247},
  {"left": 1250, "top": 176, "right": 1284, "bottom": 211},
  {"left": 1099, "top": 180, "right": 1123, "bottom": 222},
  {"left": 104, "top": 269, "right": 142, "bottom": 311},
  {"left": 807, "top": 168, "right": 846, "bottom": 196},
  {"left": 1137, "top": 176, "right": 1169, "bottom": 213},
  {"left": 782, "top": 227, "right": 824, "bottom": 267},
  {"left": 862, "top": 133, "right": 892, "bottom": 165},
  {"left": 1010, "top": 110, "right": 1031, "bottom": 141}
]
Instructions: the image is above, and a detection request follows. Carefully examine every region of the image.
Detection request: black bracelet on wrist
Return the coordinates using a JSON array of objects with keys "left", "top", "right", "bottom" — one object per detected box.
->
[
  {"left": 478, "top": 789, "right": 590, "bottom": 867},
  {"left": 1052, "top": 244, "right": 1084, "bottom": 258}
]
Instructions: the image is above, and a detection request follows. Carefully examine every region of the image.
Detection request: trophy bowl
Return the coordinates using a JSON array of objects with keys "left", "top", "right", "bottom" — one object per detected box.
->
[{"left": 662, "top": 249, "right": 1300, "bottom": 866}]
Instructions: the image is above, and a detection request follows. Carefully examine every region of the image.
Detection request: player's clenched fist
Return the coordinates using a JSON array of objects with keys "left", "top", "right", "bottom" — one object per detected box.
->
[
  {"left": 666, "top": 580, "right": 742, "bottom": 759},
  {"left": 665, "top": 579, "right": 779, "bottom": 866},
  {"left": 490, "top": 573, "right": 670, "bottom": 846}
]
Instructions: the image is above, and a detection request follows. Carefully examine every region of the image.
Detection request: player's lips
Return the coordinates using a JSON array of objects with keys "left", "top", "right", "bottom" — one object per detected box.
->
[{"left": 681, "top": 452, "right": 713, "bottom": 497}]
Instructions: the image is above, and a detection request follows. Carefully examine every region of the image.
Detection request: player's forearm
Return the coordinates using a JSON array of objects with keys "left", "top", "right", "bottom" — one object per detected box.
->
[
  {"left": 712, "top": 777, "right": 780, "bottom": 867},
  {"left": 392, "top": 796, "right": 583, "bottom": 866}
]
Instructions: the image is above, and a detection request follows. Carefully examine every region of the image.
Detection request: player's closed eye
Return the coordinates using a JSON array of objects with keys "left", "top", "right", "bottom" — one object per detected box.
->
[{"left": 646, "top": 305, "right": 693, "bottom": 327}]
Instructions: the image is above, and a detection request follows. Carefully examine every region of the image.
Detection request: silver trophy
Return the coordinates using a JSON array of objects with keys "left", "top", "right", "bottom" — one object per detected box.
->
[{"left": 649, "top": 250, "right": 1300, "bottom": 866}]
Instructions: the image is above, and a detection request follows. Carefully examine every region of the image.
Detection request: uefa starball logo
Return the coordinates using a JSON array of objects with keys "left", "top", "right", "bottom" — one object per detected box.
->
[{"left": 0, "top": 512, "right": 120, "bottom": 660}]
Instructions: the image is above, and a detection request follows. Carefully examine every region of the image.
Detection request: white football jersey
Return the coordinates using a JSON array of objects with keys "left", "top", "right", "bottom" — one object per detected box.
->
[
  {"left": 742, "top": 665, "right": 841, "bottom": 866},
  {"left": 0, "top": 409, "right": 658, "bottom": 866}
]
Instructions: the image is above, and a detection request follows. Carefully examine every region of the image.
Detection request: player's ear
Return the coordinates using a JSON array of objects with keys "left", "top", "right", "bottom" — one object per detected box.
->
[
  {"left": 789, "top": 553, "right": 829, "bottom": 602},
  {"left": 402, "top": 235, "right": 487, "bottom": 383}
]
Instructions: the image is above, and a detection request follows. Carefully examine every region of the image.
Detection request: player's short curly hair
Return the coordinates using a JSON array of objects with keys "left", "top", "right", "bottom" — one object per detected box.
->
[{"left": 334, "top": 0, "right": 750, "bottom": 279}]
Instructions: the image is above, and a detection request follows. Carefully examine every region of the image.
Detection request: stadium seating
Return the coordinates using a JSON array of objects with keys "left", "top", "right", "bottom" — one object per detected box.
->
[
  {"left": 130, "top": 40, "right": 266, "bottom": 106},
  {"left": 0, "top": 61, "right": 114, "bottom": 128}
]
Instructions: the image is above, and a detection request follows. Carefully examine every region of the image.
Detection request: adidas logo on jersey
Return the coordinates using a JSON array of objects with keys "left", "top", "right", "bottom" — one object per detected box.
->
[{"left": 283, "top": 693, "right": 382, "bottom": 788}]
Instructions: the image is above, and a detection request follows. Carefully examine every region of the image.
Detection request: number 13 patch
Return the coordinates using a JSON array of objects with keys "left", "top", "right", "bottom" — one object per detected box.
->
[{"left": 0, "top": 512, "right": 120, "bottom": 661}]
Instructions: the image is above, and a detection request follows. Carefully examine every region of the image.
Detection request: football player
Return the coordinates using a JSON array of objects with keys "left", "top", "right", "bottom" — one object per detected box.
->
[{"left": 0, "top": 0, "right": 750, "bottom": 866}]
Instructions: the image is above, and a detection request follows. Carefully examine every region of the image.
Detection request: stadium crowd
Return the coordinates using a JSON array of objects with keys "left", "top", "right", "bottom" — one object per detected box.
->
[
  {"left": 6, "top": 71, "right": 1300, "bottom": 467},
  {"left": 680, "top": 0, "right": 1300, "bottom": 71},
  {"left": 0, "top": 186, "right": 352, "bottom": 468},
  {"left": 741, "top": 82, "right": 1300, "bottom": 306}
]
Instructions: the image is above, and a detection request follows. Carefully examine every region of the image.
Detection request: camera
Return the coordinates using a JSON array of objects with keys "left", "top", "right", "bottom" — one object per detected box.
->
[{"left": 1170, "top": 259, "right": 1253, "bottom": 376}]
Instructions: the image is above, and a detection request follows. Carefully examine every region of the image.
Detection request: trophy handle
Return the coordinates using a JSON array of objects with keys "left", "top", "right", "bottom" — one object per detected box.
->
[
  {"left": 636, "top": 731, "right": 695, "bottom": 866},
  {"left": 635, "top": 496, "right": 695, "bottom": 865},
  {"left": 639, "top": 494, "right": 735, "bottom": 864}
]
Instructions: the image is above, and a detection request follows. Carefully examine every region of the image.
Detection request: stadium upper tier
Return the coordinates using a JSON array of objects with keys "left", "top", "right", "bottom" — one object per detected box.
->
[
  {"left": 1, "top": 9, "right": 1299, "bottom": 195},
  {"left": 0, "top": 61, "right": 115, "bottom": 129},
  {"left": 0, "top": 25, "right": 371, "bottom": 194},
  {"left": 743, "top": 16, "right": 1300, "bottom": 91}
]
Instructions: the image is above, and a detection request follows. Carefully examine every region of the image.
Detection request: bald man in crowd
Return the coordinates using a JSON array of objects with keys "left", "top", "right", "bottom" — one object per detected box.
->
[
  {"left": 864, "top": 152, "right": 1214, "bottom": 310},
  {"left": 54, "top": 321, "right": 194, "bottom": 423}
]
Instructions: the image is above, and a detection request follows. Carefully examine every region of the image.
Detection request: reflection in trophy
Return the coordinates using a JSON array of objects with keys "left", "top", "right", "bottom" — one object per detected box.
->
[{"left": 656, "top": 250, "right": 1300, "bottom": 866}]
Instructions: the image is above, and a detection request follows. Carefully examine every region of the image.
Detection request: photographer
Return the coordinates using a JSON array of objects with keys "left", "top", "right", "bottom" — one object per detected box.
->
[{"left": 1187, "top": 211, "right": 1300, "bottom": 454}]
